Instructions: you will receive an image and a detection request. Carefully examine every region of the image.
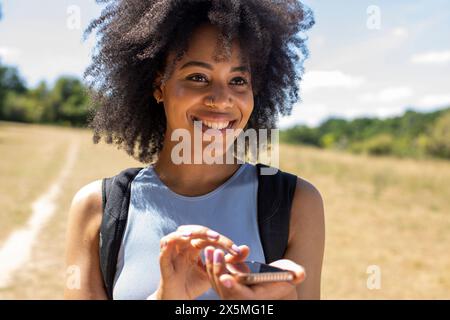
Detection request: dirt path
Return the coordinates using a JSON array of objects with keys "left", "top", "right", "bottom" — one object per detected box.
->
[{"left": 0, "top": 141, "right": 79, "bottom": 289}]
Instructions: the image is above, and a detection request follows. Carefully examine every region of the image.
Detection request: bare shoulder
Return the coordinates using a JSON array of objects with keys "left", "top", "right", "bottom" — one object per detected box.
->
[
  {"left": 289, "top": 177, "right": 325, "bottom": 240},
  {"left": 64, "top": 179, "right": 107, "bottom": 299},
  {"left": 68, "top": 179, "right": 103, "bottom": 236},
  {"left": 71, "top": 179, "right": 103, "bottom": 212},
  {"left": 295, "top": 176, "right": 323, "bottom": 203},
  {"left": 284, "top": 176, "right": 325, "bottom": 299}
]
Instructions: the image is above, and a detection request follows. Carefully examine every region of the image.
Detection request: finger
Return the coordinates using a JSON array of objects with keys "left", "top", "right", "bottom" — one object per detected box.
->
[
  {"left": 212, "top": 248, "right": 236, "bottom": 298},
  {"left": 196, "top": 255, "right": 205, "bottom": 270},
  {"left": 176, "top": 226, "right": 241, "bottom": 256},
  {"left": 217, "top": 269, "right": 298, "bottom": 300},
  {"left": 159, "top": 237, "right": 176, "bottom": 279},
  {"left": 251, "top": 280, "right": 298, "bottom": 299},
  {"left": 190, "top": 239, "right": 247, "bottom": 261},
  {"left": 160, "top": 234, "right": 197, "bottom": 268},
  {"left": 162, "top": 236, "right": 197, "bottom": 268},
  {"left": 163, "top": 228, "right": 230, "bottom": 253},
  {"left": 204, "top": 246, "right": 220, "bottom": 295},
  {"left": 162, "top": 231, "right": 210, "bottom": 260},
  {"left": 269, "top": 259, "right": 306, "bottom": 285},
  {"left": 224, "top": 245, "right": 250, "bottom": 264},
  {"left": 217, "top": 274, "right": 255, "bottom": 300},
  {"left": 161, "top": 231, "right": 193, "bottom": 251}
]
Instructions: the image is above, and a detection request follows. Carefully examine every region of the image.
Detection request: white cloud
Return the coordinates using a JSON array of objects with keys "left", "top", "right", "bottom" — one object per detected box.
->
[
  {"left": 278, "top": 103, "right": 330, "bottom": 128},
  {"left": 392, "top": 27, "right": 408, "bottom": 38},
  {"left": 358, "top": 93, "right": 376, "bottom": 103},
  {"left": 311, "top": 35, "right": 326, "bottom": 48},
  {"left": 359, "top": 86, "right": 414, "bottom": 103},
  {"left": 417, "top": 94, "right": 450, "bottom": 108},
  {"left": 0, "top": 47, "right": 21, "bottom": 64},
  {"left": 377, "top": 87, "right": 413, "bottom": 102},
  {"left": 302, "top": 70, "right": 365, "bottom": 92},
  {"left": 371, "top": 105, "right": 414, "bottom": 118},
  {"left": 410, "top": 50, "right": 450, "bottom": 64}
]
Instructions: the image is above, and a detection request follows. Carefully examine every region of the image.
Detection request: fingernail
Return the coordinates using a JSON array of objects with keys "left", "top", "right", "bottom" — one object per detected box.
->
[
  {"left": 222, "top": 279, "right": 233, "bottom": 288},
  {"left": 206, "top": 230, "right": 219, "bottom": 240},
  {"left": 231, "top": 244, "right": 241, "bottom": 255},
  {"left": 181, "top": 230, "right": 192, "bottom": 238},
  {"left": 213, "top": 250, "right": 223, "bottom": 264},
  {"left": 205, "top": 248, "right": 213, "bottom": 263}
]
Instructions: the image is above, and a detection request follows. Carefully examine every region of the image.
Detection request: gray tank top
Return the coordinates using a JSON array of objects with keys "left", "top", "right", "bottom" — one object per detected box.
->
[{"left": 112, "top": 162, "right": 266, "bottom": 300}]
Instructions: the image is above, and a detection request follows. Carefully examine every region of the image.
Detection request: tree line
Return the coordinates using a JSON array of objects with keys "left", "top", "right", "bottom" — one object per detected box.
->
[
  {"left": 0, "top": 62, "right": 92, "bottom": 127},
  {"left": 280, "top": 107, "right": 450, "bottom": 160}
]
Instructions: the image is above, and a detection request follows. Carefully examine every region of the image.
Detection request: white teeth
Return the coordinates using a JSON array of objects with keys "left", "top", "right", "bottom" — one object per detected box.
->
[{"left": 195, "top": 119, "right": 230, "bottom": 129}]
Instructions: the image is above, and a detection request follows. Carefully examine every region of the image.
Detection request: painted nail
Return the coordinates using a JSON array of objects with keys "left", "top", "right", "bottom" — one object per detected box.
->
[
  {"left": 181, "top": 230, "right": 192, "bottom": 238},
  {"left": 205, "top": 248, "right": 213, "bottom": 263},
  {"left": 222, "top": 279, "right": 233, "bottom": 288},
  {"left": 206, "top": 230, "right": 220, "bottom": 239},
  {"left": 231, "top": 244, "right": 241, "bottom": 255},
  {"left": 213, "top": 250, "right": 223, "bottom": 264}
]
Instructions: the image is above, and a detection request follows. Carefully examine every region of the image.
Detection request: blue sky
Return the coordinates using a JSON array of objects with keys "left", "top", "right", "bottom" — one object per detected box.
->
[{"left": 1, "top": 0, "right": 449, "bottom": 128}]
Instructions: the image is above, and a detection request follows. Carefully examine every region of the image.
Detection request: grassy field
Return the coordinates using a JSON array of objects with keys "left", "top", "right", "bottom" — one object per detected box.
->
[{"left": 0, "top": 121, "right": 449, "bottom": 299}]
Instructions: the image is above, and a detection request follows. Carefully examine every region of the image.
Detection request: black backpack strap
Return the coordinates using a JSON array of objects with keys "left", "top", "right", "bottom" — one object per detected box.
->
[
  {"left": 255, "top": 163, "right": 298, "bottom": 263},
  {"left": 100, "top": 167, "right": 143, "bottom": 300}
]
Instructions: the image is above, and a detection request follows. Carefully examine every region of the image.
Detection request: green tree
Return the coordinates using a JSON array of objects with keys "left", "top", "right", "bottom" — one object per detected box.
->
[
  {"left": 280, "top": 125, "right": 320, "bottom": 146},
  {"left": 350, "top": 133, "right": 394, "bottom": 156},
  {"left": 45, "top": 76, "right": 90, "bottom": 126},
  {"left": 426, "top": 111, "right": 450, "bottom": 159},
  {"left": 2, "top": 91, "right": 45, "bottom": 122},
  {"left": 0, "top": 63, "right": 27, "bottom": 118}
]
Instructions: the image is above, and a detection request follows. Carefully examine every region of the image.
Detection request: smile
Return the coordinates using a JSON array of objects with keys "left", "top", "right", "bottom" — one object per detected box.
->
[{"left": 190, "top": 116, "right": 237, "bottom": 131}]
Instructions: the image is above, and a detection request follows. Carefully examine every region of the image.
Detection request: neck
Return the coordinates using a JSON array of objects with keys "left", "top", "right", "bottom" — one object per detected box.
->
[{"left": 153, "top": 137, "right": 243, "bottom": 197}]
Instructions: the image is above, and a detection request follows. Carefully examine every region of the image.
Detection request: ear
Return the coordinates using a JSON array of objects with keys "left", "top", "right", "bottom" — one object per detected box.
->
[{"left": 152, "top": 72, "right": 164, "bottom": 101}]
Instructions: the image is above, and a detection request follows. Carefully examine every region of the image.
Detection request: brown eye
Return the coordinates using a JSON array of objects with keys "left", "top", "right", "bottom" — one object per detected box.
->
[
  {"left": 187, "top": 74, "right": 208, "bottom": 82},
  {"left": 231, "top": 77, "right": 249, "bottom": 86}
]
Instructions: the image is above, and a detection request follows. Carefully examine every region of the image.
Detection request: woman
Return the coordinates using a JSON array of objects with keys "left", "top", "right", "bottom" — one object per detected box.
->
[{"left": 64, "top": 0, "right": 324, "bottom": 300}]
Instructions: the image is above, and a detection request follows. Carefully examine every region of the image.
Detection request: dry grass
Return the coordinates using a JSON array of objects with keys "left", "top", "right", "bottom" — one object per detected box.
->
[
  {"left": 0, "top": 121, "right": 74, "bottom": 244},
  {"left": 281, "top": 144, "right": 450, "bottom": 299},
  {"left": 0, "top": 122, "right": 449, "bottom": 299}
]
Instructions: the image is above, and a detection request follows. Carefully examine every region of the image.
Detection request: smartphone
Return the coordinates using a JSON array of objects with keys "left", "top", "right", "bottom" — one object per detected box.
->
[{"left": 225, "top": 260, "right": 295, "bottom": 285}]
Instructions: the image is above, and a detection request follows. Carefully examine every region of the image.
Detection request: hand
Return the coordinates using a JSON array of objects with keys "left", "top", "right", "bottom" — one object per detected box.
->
[
  {"left": 154, "top": 225, "right": 250, "bottom": 300},
  {"left": 204, "top": 247, "right": 306, "bottom": 300}
]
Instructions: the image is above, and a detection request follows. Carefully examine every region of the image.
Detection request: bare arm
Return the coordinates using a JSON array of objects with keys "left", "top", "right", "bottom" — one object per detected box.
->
[
  {"left": 283, "top": 177, "right": 325, "bottom": 300},
  {"left": 63, "top": 180, "right": 108, "bottom": 299}
]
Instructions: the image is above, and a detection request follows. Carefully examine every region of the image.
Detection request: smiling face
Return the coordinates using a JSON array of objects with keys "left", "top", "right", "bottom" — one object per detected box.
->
[{"left": 153, "top": 23, "right": 254, "bottom": 160}]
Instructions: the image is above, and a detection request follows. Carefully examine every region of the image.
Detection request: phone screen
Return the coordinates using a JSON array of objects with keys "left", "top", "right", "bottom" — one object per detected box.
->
[{"left": 226, "top": 261, "right": 287, "bottom": 275}]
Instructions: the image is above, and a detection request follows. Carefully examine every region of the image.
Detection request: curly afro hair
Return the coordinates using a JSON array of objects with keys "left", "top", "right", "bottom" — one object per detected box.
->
[{"left": 84, "top": 0, "right": 315, "bottom": 164}]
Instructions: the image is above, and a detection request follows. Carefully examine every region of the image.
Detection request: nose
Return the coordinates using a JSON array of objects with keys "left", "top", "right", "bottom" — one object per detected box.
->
[{"left": 205, "top": 83, "right": 234, "bottom": 110}]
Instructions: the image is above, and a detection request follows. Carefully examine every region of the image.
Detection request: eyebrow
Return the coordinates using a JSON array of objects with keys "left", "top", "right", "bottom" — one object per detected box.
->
[{"left": 179, "top": 60, "right": 250, "bottom": 73}]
